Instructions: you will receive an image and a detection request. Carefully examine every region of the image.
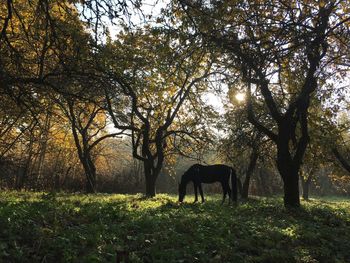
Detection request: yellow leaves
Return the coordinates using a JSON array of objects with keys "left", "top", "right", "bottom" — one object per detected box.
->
[
  {"left": 1, "top": 0, "right": 89, "bottom": 78},
  {"left": 339, "top": 0, "right": 350, "bottom": 14},
  {"left": 319, "top": 1, "right": 326, "bottom": 8}
]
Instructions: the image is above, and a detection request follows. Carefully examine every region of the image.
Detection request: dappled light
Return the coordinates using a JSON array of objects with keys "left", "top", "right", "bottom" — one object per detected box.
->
[{"left": 0, "top": 0, "right": 350, "bottom": 262}]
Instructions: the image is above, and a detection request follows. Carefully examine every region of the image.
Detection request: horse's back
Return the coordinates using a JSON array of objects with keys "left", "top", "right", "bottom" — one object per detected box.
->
[{"left": 195, "top": 164, "right": 231, "bottom": 183}]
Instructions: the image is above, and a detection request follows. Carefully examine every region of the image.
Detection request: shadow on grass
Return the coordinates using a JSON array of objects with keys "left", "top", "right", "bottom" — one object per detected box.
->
[{"left": 0, "top": 193, "right": 349, "bottom": 262}]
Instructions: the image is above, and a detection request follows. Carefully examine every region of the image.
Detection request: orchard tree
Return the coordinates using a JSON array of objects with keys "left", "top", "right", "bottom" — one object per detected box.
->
[
  {"left": 55, "top": 92, "right": 123, "bottom": 193},
  {"left": 299, "top": 112, "right": 332, "bottom": 200},
  {"left": 179, "top": 0, "right": 350, "bottom": 207},
  {"left": 218, "top": 90, "right": 275, "bottom": 199},
  {"left": 102, "top": 28, "right": 214, "bottom": 197},
  {"left": 218, "top": 106, "right": 256, "bottom": 199}
]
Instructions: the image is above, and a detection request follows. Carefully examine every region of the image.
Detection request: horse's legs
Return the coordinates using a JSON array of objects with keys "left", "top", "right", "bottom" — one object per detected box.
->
[
  {"left": 198, "top": 184, "right": 204, "bottom": 203},
  {"left": 221, "top": 182, "right": 228, "bottom": 205},
  {"left": 193, "top": 182, "right": 198, "bottom": 203}
]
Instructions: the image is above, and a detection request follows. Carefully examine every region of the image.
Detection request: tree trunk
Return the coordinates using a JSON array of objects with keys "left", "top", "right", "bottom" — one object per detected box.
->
[
  {"left": 35, "top": 141, "right": 47, "bottom": 190},
  {"left": 81, "top": 156, "right": 96, "bottom": 193},
  {"left": 278, "top": 161, "right": 300, "bottom": 208},
  {"left": 15, "top": 166, "right": 26, "bottom": 190},
  {"left": 276, "top": 121, "right": 303, "bottom": 208},
  {"left": 282, "top": 173, "right": 300, "bottom": 207},
  {"left": 16, "top": 137, "right": 34, "bottom": 190},
  {"left": 85, "top": 173, "right": 96, "bottom": 193},
  {"left": 277, "top": 147, "right": 300, "bottom": 207},
  {"left": 257, "top": 168, "right": 269, "bottom": 196},
  {"left": 145, "top": 174, "right": 156, "bottom": 197},
  {"left": 144, "top": 161, "right": 158, "bottom": 197},
  {"left": 301, "top": 175, "right": 311, "bottom": 200},
  {"left": 35, "top": 112, "right": 51, "bottom": 189},
  {"left": 241, "top": 148, "right": 258, "bottom": 199},
  {"left": 54, "top": 172, "right": 60, "bottom": 191}
]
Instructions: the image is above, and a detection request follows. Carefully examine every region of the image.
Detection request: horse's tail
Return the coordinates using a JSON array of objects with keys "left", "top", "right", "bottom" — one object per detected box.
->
[
  {"left": 237, "top": 177, "right": 242, "bottom": 197},
  {"left": 230, "top": 167, "right": 238, "bottom": 202}
]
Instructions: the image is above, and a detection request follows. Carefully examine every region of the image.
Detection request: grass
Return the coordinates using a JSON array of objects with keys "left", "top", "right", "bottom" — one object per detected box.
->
[{"left": 0, "top": 192, "right": 349, "bottom": 263}]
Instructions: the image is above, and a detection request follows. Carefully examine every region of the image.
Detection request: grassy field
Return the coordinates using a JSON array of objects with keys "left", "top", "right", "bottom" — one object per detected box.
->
[{"left": 0, "top": 192, "right": 349, "bottom": 263}]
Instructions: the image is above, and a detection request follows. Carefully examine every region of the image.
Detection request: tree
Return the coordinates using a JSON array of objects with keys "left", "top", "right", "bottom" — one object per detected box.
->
[
  {"left": 298, "top": 103, "right": 340, "bottom": 199},
  {"left": 102, "top": 27, "right": 213, "bottom": 197},
  {"left": 332, "top": 113, "right": 350, "bottom": 174},
  {"left": 0, "top": 0, "right": 156, "bottom": 193},
  {"left": 218, "top": 90, "right": 275, "bottom": 199},
  {"left": 179, "top": 0, "right": 350, "bottom": 207},
  {"left": 55, "top": 93, "right": 122, "bottom": 193}
]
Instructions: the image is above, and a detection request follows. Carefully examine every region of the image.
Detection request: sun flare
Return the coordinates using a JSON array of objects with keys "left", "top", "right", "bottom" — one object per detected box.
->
[{"left": 235, "top": 93, "right": 245, "bottom": 102}]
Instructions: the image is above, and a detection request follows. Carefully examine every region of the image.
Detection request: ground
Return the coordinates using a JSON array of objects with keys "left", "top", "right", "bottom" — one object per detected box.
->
[{"left": 0, "top": 192, "right": 349, "bottom": 263}]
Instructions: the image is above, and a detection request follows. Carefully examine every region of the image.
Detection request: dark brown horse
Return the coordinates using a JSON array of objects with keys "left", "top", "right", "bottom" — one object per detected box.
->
[{"left": 178, "top": 164, "right": 237, "bottom": 204}]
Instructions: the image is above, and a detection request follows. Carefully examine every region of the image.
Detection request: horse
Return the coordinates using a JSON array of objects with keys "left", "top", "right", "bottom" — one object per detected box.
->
[{"left": 178, "top": 164, "right": 237, "bottom": 204}]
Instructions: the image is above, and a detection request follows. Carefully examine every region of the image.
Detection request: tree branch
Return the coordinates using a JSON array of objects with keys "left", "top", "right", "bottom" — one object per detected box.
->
[{"left": 332, "top": 148, "right": 350, "bottom": 174}]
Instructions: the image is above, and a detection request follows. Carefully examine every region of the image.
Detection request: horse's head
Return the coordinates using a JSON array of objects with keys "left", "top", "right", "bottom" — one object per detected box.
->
[{"left": 178, "top": 181, "right": 186, "bottom": 202}]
